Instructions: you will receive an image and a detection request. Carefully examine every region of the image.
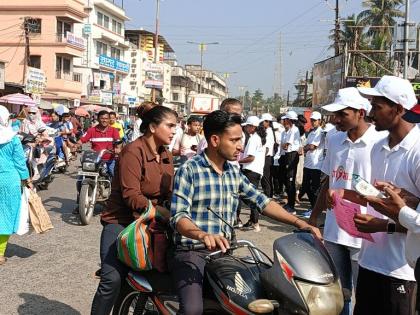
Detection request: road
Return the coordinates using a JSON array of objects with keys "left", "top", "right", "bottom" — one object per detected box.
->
[{"left": 0, "top": 164, "right": 309, "bottom": 315}]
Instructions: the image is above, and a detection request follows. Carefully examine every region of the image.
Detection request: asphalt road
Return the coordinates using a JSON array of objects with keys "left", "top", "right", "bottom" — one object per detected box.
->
[{"left": 0, "top": 163, "right": 310, "bottom": 315}]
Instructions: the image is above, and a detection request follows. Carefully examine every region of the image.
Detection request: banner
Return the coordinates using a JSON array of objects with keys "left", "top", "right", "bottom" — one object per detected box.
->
[
  {"left": 312, "top": 55, "right": 344, "bottom": 107},
  {"left": 25, "top": 67, "right": 46, "bottom": 94},
  {"left": 99, "top": 55, "right": 129, "bottom": 73},
  {"left": 345, "top": 77, "right": 380, "bottom": 89},
  {"left": 66, "top": 31, "right": 85, "bottom": 49},
  {"left": 144, "top": 62, "right": 164, "bottom": 89}
]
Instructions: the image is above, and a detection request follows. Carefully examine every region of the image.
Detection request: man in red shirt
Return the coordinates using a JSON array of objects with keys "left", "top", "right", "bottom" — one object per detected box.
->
[{"left": 74, "top": 110, "right": 121, "bottom": 213}]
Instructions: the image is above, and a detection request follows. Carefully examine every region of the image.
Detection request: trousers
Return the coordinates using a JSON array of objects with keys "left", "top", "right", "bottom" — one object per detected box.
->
[{"left": 242, "top": 169, "right": 262, "bottom": 223}]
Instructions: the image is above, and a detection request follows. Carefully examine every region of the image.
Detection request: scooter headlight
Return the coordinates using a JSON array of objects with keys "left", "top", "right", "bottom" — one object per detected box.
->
[
  {"left": 82, "top": 162, "right": 96, "bottom": 171},
  {"left": 295, "top": 280, "right": 344, "bottom": 315}
]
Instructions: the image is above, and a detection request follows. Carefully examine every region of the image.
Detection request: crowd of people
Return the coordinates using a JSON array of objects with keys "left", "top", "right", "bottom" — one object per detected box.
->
[{"left": 0, "top": 74, "right": 419, "bottom": 315}]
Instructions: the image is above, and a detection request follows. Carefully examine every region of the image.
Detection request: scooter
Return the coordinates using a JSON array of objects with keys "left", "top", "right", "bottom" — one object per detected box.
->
[{"left": 113, "top": 208, "right": 344, "bottom": 315}]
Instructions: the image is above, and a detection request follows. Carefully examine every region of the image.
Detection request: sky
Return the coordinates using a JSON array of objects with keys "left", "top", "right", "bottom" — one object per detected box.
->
[{"left": 121, "top": 0, "right": 420, "bottom": 100}]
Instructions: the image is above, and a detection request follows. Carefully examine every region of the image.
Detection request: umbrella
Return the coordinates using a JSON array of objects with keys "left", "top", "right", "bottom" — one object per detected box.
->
[
  {"left": 74, "top": 107, "right": 90, "bottom": 117},
  {"left": 0, "top": 93, "right": 36, "bottom": 106},
  {"left": 80, "top": 104, "right": 102, "bottom": 113},
  {"left": 53, "top": 104, "right": 69, "bottom": 116}
]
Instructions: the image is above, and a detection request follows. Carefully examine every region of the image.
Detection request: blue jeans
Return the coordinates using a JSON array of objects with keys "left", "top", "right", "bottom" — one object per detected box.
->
[
  {"left": 325, "top": 241, "right": 360, "bottom": 315},
  {"left": 105, "top": 159, "right": 115, "bottom": 178}
]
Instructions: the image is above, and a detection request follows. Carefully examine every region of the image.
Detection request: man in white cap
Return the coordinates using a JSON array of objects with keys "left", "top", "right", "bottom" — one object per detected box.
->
[
  {"left": 300, "top": 111, "right": 323, "bottom": 218},
  {"left": 260, "top": 113, "right": 276, "bottom": 198},
  {"left": 239, "top": 116, "right": 266, "bottom": 232},
  {"left": 280, "top": 111, "right": 301, "bottom": 213},
  {"left": 349, "top": 76, "right": 420, "bottom": 315},
  {"left": 309, "top": 87, "right": 385, "bottom": 315}
]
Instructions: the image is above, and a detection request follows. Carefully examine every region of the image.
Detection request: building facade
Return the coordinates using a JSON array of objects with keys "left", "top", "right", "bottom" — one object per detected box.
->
[{"left": 0, "top": 0, "right": 87, "bottom": 106}]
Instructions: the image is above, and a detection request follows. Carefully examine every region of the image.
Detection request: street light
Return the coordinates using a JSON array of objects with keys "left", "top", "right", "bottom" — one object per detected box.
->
[{"left": 187, "top": 41, "right": 219, "bottom": 93}]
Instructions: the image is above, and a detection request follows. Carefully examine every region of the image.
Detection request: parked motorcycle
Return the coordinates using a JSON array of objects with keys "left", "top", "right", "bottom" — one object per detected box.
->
[
  {"left": 113, "top": 209, "right": 344, "bottom": 315},
  {"left": 77, "top": 140, "right": 121, "bottom": 225}
]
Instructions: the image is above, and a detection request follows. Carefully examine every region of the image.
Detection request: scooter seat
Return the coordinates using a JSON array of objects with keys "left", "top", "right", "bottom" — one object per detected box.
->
[{"left": 129, "top": 270, "right": 174, "bottom": 294}]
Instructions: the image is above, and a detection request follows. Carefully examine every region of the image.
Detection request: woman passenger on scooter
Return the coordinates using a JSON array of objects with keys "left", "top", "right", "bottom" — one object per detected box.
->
[
  {"left": 90, "top": 104, "right": 178, "bottom": 315},
  {"left": 48, "top": 112, "right": 69, "bottom": 163}
]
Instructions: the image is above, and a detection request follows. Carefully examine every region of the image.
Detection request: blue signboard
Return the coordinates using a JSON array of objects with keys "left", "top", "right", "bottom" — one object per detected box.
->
[{"left": 99, "top": 54, "right": 129, "bottom": 73}]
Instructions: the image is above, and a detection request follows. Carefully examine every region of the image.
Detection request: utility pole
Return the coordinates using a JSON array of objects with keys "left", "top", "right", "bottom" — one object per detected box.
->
[
  {"left": 334, "top": 0, "right": 340, "bottom": 56},
  {"left": 274, "top": 32, "right": 283, "bottom": 97},
  {"left": 286, "top": 90, "right": 290, "bottom": 106},
  {"left": 403, "top": 0, "right": 411, "bottom": 79},
  {"left": 152, "top": 0, "right": 160, "bottom": 102},
  {"left": 303, "top": 70, "right": 309, "bottom": 106},
  {"left": 187, "top": 41, "right": 219, "bottom": 94},
  {"left": 22, "top": 18, "right": 31, "bottom": 86}
]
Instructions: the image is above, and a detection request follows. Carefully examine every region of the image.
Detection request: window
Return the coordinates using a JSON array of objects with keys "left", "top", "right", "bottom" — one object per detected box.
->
[
  {"left": 111, "top": 47, "right": 121, "bottom": 60},
  {"left": 97, "top": 12, "right": 103, "bottom": 26},
  {"left": 29, "top": 55, "right": 41, "bottom": 69},
  {"left": 63, "top": 58, "right": 71, "bottom": 73},
  {"left": 57, "top": 20, "right": 71, "bottom": 35},
  {"left": 111, "top": 20, "right": 122, "bottom": 35},
  {"left": 56, "top": 56, "right": 71, "bottom": 76},
  {"left": 117, "top": 22, "right": 122, "bottom": 35},
  {"left": 173, "top": 93, "right": 179, "bottom": 101},
  {"left": 96, "top": 41, "right": 107, "bottom": 55},
  {"left": 103, "top": 15, "right": 109, "bottom": 29},
  {"left": 25, "top": 18, "right": 41, "bottom": 34}
]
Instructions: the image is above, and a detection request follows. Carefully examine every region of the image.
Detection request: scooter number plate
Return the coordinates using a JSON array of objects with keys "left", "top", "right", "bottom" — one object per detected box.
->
[{"left": 78, "top": 171, "right": 99, "bottom": 177}]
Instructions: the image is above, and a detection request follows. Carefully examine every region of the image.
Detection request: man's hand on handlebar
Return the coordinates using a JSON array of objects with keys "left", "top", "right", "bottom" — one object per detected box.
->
[{"left": 197, "top": 232, "right": 230, "bottom": 253}]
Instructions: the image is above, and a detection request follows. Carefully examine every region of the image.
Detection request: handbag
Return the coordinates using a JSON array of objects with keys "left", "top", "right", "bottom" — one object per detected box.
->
[
  {"left": 16, "top": 187, "right": 30, "bottom": 236},
  {"left": 117, "top": 201, "right": 170, "bottom": 272},
  {"left": 28, "top": 190, "right": 53, "bottom": 233}
]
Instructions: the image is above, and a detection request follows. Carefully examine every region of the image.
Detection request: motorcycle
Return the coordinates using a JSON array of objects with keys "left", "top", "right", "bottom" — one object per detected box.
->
[
  {"left": 113, "top": 208, "right": 344, "bottom": 315},
  {"left": 77, "top": 140, "right": 122, "bottom": 225}
]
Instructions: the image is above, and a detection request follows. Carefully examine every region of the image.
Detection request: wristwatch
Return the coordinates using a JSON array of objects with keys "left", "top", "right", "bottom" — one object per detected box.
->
[{"left": 387, "top": 221, "right": 396, "bottom": 234}]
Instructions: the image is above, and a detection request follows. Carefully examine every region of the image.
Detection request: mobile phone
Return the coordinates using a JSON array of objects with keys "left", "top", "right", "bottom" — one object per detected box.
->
[{"left": 352, "top": 175, "right": 386, "bottom": 198}]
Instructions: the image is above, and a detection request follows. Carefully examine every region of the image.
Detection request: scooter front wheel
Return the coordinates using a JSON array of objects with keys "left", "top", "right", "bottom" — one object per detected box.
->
[{"left": 79, "top": 184, "right": 94, "bottom": 225}]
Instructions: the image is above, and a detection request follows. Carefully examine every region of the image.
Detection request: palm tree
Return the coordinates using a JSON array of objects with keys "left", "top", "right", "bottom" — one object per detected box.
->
[{"left": 359, "top": 0, "right": 404, "bottom": 50}]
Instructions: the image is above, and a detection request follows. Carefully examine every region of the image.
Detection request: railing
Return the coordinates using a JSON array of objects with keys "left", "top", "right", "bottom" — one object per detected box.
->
[{"left": 55, "top": 71, "right": 82, "bottom": 82}]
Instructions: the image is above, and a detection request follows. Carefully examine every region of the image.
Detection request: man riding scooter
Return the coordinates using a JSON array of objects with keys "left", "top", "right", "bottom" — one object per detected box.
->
[{"left": 73, "top": 110, "right": 121, "bottom": 214}]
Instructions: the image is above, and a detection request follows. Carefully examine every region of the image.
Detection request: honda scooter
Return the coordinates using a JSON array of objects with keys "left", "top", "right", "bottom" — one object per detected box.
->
[{"left": 113, "top": 208, "right": 344, "bottom": 315}]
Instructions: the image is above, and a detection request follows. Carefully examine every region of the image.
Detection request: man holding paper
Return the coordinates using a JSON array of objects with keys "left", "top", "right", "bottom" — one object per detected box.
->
[{"left": 309, "top": 87, "right": 385, "bottom": 315}]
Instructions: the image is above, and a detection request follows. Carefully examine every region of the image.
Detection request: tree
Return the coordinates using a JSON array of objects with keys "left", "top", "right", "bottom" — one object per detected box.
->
[
  {"left": 252, "top": 89, "right": 264, "bottom": 115},
  {"left": 359, "top": 0, "right": 404, "bottom": 50}
]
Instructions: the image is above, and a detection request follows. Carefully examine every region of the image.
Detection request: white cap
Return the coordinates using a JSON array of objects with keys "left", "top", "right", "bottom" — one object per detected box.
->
[
  {"left": 28, "top": 107, "right": 39, "bottom": 113},
  {"left": 280, "top": 115, "right": 286, "bottom": 120},
  {"left": 323, "top": 87, "right": 371, "bottom": 112},
  {"left": 357, "top": 75, "right": 417, "bottom": 110},
  {"left": 310, "top": 111, "right": 322, "bottom": 120},
  {"left": 260, "top": 113, "right": 273, "bottom": 122},
  {"left": 272, "top": 121, "right": 280, "bottom": 130},
  {"left": 241, "top": 116, "right": 260, "bottom": 127},
  {"left": 285, "top": 111, "right": 298, "bottom": 120}
]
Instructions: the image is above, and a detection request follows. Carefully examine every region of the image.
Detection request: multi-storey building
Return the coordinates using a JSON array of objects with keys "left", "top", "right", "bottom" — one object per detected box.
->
[
  {"left": 0, "top": 0, "right": 87, "bottom": 106},
  {"left": 75, "top": 0, "right": 130, "bottom": 111}
]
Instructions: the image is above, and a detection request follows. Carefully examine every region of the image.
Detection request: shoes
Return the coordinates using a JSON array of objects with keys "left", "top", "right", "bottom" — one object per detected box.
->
[
  {"left": 242, "top": 220, "right": 260, "bottom": 232},
  {"left": 94, "top": 268, "right": 101, "bottom": 279},
  {"left": 0, "top": 255, "right": 6, "bottom": 265},
  {"left": 284, "top": 205, "right": 296, "bottom": 215},
  {"left": 242, "top": 220, "right": 253, "bottom": 228},
  {"left": 236, "top": 219, "right": 243, "bottom": 228},
  {"left": 254, "top": 223, "right": 261, "bottom": 233},
  {"left": 300, "top": 209, "right": 312, "bottom": 219}
]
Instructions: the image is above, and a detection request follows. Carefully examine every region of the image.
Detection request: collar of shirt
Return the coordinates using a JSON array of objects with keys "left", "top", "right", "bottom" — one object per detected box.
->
[
  {"left": 140, "top": 136, "right": 170, "bottom": 162},
  {"left": 201, "top": 151, "right": 232, "bottom": 173},
  {"left": 95, "top": 125, "right": 110, "bottom": 133},
  {"left": 341, "top": 124, "right": 376, "bottom": 146},
  {"left": 380, "top": 124, "right": 420, "bottom": 153}
]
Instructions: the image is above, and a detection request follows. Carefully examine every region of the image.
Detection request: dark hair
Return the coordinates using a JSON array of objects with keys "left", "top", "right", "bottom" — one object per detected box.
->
[
  {"left": 136, "top": 101, "right": 156, "bottom": 118},
  {"left": 109, "top": 111, "right": 117, "bottom": 117},
  {"left": 140, "top": 105, "right": 177, "bottom": 134},
  {"left": 97, "top": 110, "right": 110, "bottom": 118},
  {"left": 187, "top": 116, "right": 200, "bottom": 125},
  {"left": 220, "top": 98, "right": 242, "bottom": 111},
  {"left": 257, "top": 122, "right": 267, "bottom": 145},
  {"left": 203, "top": 110, "right": 241, "bottom": 141},
  {"left": 62, "top": 113, "right": 70, "bottom": 118}
]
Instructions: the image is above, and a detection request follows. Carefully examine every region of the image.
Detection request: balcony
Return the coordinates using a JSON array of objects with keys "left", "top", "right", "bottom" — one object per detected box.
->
[
  {"left": 56, "top": 32, "right": 85, "bottom": 50},
  {"left": 56, "top": 71, "right": 82, "bottom": 82}
]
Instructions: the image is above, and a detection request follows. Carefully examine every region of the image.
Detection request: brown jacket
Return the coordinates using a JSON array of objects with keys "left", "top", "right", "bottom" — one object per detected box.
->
[{"left": 101, "top": 136, "right": 174, "bottom": 225}]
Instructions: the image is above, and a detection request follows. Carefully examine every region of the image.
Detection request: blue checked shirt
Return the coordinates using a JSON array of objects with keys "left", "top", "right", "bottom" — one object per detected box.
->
[{"left": 170, "top": 153, "right": 270, "bottom": 246}]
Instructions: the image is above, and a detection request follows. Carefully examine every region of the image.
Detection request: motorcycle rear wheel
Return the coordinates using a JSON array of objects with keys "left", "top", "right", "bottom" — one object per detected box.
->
[
  {"left": 113, "top": 289, "right": 155, "bottom": 315},
  {"left": 79, "top": 184, "right": 94, "bottom": 225}
]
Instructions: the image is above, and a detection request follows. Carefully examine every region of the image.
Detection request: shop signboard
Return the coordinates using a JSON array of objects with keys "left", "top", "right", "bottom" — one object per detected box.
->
[
  {"left": 25, "top": 67, "right": 46, "bottom": 94},
  {"left": 83, "top": 24, "right": 91, "bottom": 35},
  {"left": 99, "top": 55, "right": 129, "bottom": 73},
  {"left": 66, "top": 32, "right": 85, "bottom": 49},
  {"left": 102, "top": 91, "right": 113, "bottom": 106},
  {"left": 312, "top": 55, "right": 344, "bottom": 107},
  {"left": 144, "top": 62, "right": 164, "bottom": 89}
]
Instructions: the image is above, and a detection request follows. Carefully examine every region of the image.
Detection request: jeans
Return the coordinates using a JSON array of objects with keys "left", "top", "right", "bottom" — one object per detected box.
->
[
  {"left": 91, "top": 223, "right": 129, "bottom": 315},
  {"left": 261, "top": 156, "right": 273, "bottom": 197},
  {"left": 325, "top": 241, "right": 360, "bottom": 315},
  {"left": 242, "top": 169, "right": 262, "bottom": 223},
  {"left": 105, "top": 159, "right": 115, "bottom": 178},
  {"left": 169, "top": 249, "right": 209, "bottom": 315}
]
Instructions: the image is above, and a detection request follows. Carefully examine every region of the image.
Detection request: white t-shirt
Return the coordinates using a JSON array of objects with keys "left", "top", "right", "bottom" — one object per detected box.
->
[
  {"left": 399, "top": 203, "right": 420, "bottom": 269},
  {"left": 321, "top": 125, "right": 387, "bottom": 248},
  {"left": 304, "top": 127, "right": 323, "bottom": 170},
  {"left": 358, "top": 125, "right": 420, "bottom": 281},
  {"left": 180, "top": 133, "right": 202, "bottom": 159},
  {"left": 242, "top": 133, "right": 265, "bottom": 176},
  {"left": 284, "top": 125, "right": 300, "bottom": 153},
  {"left": 169, "top": 125, "right": 183, "bottom": 152},
  {"left": 265, "top": 127, "right": 275, "bottom": 156},
  {"left": 131, "top": 118, "right": 142, "bottom": 142}
]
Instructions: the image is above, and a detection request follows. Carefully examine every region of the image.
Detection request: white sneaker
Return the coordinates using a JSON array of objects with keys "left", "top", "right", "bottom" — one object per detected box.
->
[{"left": 254, "top": 223, "right": 261, "bottom": 233}]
